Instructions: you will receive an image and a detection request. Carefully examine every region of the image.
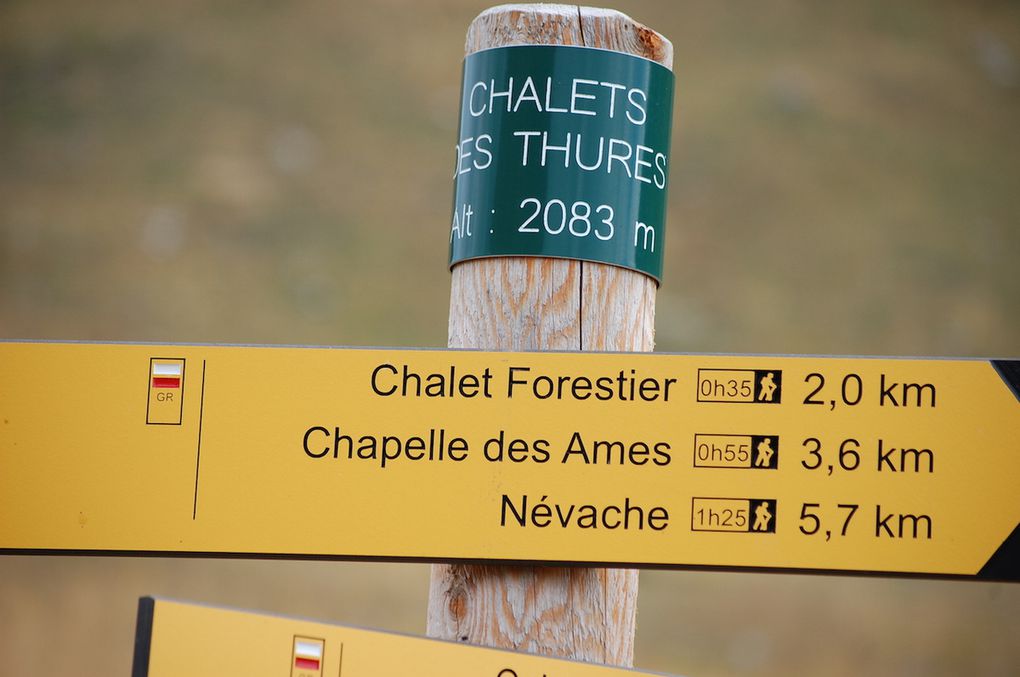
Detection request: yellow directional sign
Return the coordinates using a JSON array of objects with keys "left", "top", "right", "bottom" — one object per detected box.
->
[
  {"left": 133, "top": 597, "right": 664, "bottom": 677},
  {"left": 1, "top": 342, "right": 1017, "bottom": 580}
]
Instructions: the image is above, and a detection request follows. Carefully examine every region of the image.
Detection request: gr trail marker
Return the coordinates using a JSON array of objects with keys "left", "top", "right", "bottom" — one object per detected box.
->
[
  {"left": 132, "top": 597, "right": 672, "bottom": 677},
  {"left": 1, "top": 341, "right": 1018, "bottom": 581}
]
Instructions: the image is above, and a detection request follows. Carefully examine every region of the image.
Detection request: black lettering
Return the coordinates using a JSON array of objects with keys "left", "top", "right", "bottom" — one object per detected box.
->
[
  {"left": 901, "top": 447, "right": 934, "bottom": 473},
  {"left": 577, "top": 505, "right": 598, "bottom": 528},
  {"left": 624, "top": 497, "right": 645, "bottom": 529},
  {"left": 530, "top": 496, "right": 552, "bottom": 527},
  {"left": 458, "top": 373, "right": 480, "bottom": 398},
  {"left": 638, "top": 378, "right": 660, "bottom": 401},
  {"left": 405, "top": 436, "right": 425, "bottom": 460},
  {"left": 532, "top": 438, "right": 551, "bottom": 463},
  {"left": 879, "top": 374, "right": 899, "bottom": 407},
  {"left": 507, "top": 437, "right": 530, "bottom": 463},
  {"left": 334, "top": 427, "right": 353, "bottom": 459},
  {"left": 561, "top": 431, "right": 590, "bottom": 463},
  {"left": 424, "top": 373, "right": 446, "bottom": 397},
  {"left": 507, "top": 367, "right": 529, "bottom": 398},
  {"left": 448, "top": 437, "right": 469, "bottom": 462},
  {"left": 484, "top": 430, "right": 506, "bottom": 462},
  {"left": 593, "top": 439, "right": 624, "bottom": 464},
  {"left": 878, "top": 439, "right": 896, "bottom": 472},
  {"left": 499, "top": 494, "right": 671, "bottom": 531},
  {"left": 555, "top": 502, "right": 575, "bottom": 527},
  {"left": 371, "top": 364, "right": 398, "bottom": 396},
  {"left": 302, "top": 426, "right": 330, "bottom": 458},
  {"left": 602, "top": 505, "right": 622, "bottom": 529},
  {"left": 480, "top": 368, "right": 494, "bottom": 398},
  {"left": 899, "top": 513, "right": 933, "bottom": 539},
  {"left": 380, "top": 436, "right": 402, "bottom": 468},
  {"left": 663, "top": 377, "right": 677, "bottom": 401},
  {"left": 571, "top": 376, "right": 592, "bottom": 400},
  {"left": 652, "top": 441, "right": 672, "bottom": 466},
  {"left": 875, "top": 505, "right": 895, "bottom": 537},
  {"left": 501, "top": 494, "right": 527, "bottom": 527},
  {"left": 627, "top": 441, "right": 650, "bottom": 465},
  {"left": 356, "top": 436, "right": 377, "bottom": 461},
  {"left": 648, "top": 506, "right": 669, "bottom": 530},
  {"left": 903, "top": 382, "right": 937, "bottom": 408},
  {"left": 532, "top": 375, "right": 554, "bottom": 399}
]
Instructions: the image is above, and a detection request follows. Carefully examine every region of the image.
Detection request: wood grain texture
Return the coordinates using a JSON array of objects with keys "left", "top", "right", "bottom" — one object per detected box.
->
[{"left": 429, "top": 4, "right": 672, "bottom": 666}]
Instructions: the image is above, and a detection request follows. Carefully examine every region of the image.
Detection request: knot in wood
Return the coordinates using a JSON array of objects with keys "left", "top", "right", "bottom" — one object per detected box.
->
[{"left": 448, "top": 588, "right": 468, "bottom": 623}]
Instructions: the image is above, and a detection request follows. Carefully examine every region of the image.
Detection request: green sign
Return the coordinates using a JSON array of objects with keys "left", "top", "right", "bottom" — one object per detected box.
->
[{"left": 449, "top": 45, "right": 675, "bottom": 283}]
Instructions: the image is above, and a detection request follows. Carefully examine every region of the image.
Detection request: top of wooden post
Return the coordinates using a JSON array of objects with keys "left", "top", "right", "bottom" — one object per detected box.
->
[{"left": 467, "top": 5, "right": 673, "bottom": 69}]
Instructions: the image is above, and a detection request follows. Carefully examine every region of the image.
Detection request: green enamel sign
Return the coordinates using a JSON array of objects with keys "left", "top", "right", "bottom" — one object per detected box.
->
[{"left": 449, "top": 45, "right": 675, "bottom": 283}]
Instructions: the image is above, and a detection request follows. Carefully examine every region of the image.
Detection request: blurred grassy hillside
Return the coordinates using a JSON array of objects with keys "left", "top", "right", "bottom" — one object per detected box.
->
[{"left": 1, "top": 1, "right": 1018, "bottom": 676}]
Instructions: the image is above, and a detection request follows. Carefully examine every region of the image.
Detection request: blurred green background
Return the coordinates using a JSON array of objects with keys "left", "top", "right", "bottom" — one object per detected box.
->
[{"left": 1, "top": 1, "right": 1018, "bottom": 675}]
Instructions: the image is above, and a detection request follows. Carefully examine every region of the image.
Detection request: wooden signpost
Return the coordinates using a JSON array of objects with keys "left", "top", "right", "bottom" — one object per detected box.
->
[{"left": 435, "top": 5, "right": 671, "bottom": 666}]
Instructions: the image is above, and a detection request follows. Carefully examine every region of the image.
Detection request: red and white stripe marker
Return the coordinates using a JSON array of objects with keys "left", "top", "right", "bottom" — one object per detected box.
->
[
  {"left": 151, "top": 361, "right": 182, "bottom": 389},
  {"left": 292, "top": 637, "right": 323, "bottom": 674}
]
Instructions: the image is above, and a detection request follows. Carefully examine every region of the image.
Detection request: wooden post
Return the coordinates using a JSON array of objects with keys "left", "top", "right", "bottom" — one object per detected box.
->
[{"left": 428, "top": 4, "right": 673, "bottom": 666}]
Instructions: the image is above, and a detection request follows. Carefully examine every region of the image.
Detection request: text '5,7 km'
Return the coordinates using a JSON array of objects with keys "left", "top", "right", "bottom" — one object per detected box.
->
[{"left": 1, "top": 342, "right": 1018, "bottom": 581}]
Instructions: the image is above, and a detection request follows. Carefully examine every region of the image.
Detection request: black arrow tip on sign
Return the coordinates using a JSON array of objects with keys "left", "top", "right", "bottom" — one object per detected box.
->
[
  {"left": 991, "top": 360, "right": 1020, "bottom": 403},
  {"left": 978, "top": 522, "right": 1020, "bottom": 582}
]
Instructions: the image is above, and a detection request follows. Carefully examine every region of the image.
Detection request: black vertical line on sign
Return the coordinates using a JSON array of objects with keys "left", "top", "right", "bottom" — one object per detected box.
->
[
  {"left": 192, "top": 360, "right": 207, "bottom": 520},
  {"left": 145, "top": 357, "right": 153, "bottom": 424},
  {"left": 578, "top": 5, "right": 586, "bottom": 352},
  {"left": 337, "top": 642, "right": 344, "bottom": 676}
]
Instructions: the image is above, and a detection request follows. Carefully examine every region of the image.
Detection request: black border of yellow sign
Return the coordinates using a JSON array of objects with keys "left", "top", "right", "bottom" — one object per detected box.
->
[
  {"left": 133, "top": 597, "right": 675, "bottom": 677},
  {"left": 1, "top": 341, "right": 1017, "bottom": 582}
]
